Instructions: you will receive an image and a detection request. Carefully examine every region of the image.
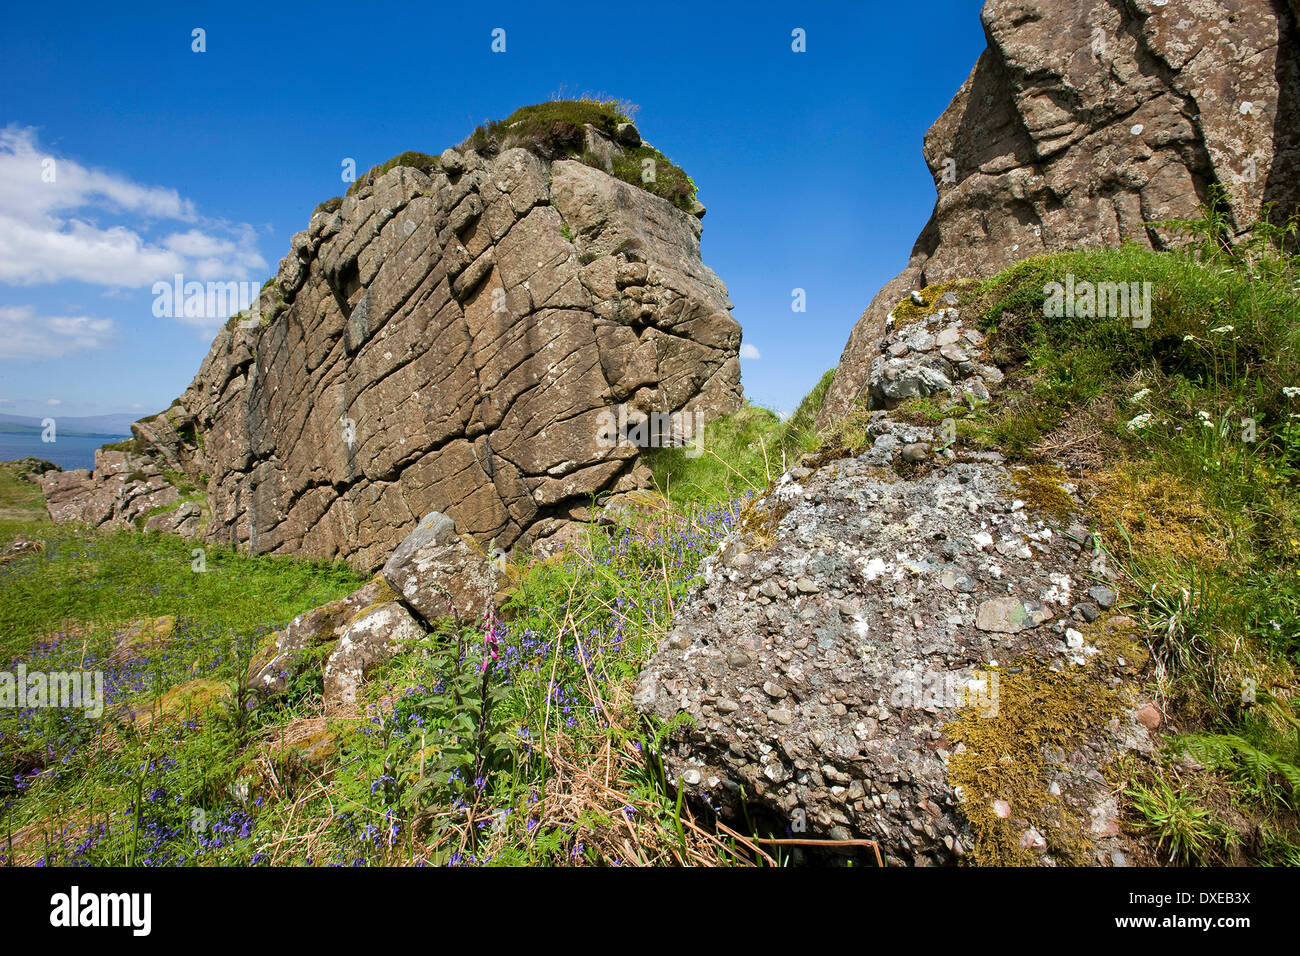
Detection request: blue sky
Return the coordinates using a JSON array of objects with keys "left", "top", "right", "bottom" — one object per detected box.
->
[{"left": 0, "top": 0, "right": 987, "bottom": 420}]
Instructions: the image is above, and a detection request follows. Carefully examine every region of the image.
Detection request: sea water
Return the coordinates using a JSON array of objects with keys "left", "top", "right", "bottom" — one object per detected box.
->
[{"left": 0, "top": 433, "right": 127, "bottom": 471}]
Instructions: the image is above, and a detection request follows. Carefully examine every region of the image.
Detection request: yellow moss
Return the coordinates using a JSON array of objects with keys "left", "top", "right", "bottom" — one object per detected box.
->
[
  {"left": 1008, "top": 464, "right": 1076, "bottom": 521},
  {"left": 735, "top": 498, "right": 792, "bottom": 552},
  {"left": 945, "top": 619, "right": 1143, "bottom": 865},
  {"left": 344, "top": 576, "right": 401, "bottom": 627},
  {"left": 135, "top": 677, "right": 229, "bottom": 727},
  {"left": 820, "top": 401, "right": 875, "bottom": 454},
  {"left": 890, "top": 279, "right": 975, "bottom": 329},
  {"left": 278, "top": 728, "right": 338, "bottom": 767},
  {"left": 115, "top": 615, "right": 175, "bottom": 658},
  {"left": 1089, "top": 464, "right": 1232, "bottom": 567}
]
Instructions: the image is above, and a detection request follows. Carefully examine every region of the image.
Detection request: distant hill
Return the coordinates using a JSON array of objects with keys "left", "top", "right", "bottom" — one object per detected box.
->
[{"left": 0, "top": 412, "right": 135, "bottom": 438}]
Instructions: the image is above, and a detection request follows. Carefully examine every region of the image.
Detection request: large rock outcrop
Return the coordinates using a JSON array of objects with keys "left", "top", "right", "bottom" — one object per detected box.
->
[
  {"left": 636, "top": 302, "right": 1155, "bottom": 866},
  {"left": 819, "top": 0, "right": 1300, "bottom": 428},
  {"left": 37, "top": 448, "right": 202, "bottom": 537},
  {"left": 124, "top": 119, "right": 743, "bottom": 571}
]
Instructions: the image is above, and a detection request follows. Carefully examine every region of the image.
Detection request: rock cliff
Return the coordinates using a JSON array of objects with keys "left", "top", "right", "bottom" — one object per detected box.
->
[
  {"left": 49, "top": 109, "right": 745, "bottom": 571},
  {"left": 819, "top": 0, "right": 1300, "bottom": 428}
]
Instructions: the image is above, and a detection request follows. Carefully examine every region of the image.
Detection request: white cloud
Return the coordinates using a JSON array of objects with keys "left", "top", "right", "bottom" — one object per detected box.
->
[
  {"left": 739, "top": 343, "right": 762, "bottom": 360},
  {"left": 0, "top": 126, "right": 266, "bottom": 289},
  {"left": 0, "top": 305, "right": 117, "bottom": 359},
  {"left": 46, "top": 398, "right": 62, "bottom": 405}
]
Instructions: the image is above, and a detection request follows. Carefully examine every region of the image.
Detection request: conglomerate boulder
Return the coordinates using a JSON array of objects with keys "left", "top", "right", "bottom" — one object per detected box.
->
[{"left": 636, "top": 303, "right": 1156, "bottom": 866}]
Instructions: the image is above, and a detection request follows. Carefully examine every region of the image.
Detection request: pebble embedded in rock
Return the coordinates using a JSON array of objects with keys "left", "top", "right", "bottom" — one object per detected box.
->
[
  {"left": 1087, "top": 585, "right": 1118, "bottom": 608},
  {"left": 976, "top": 597, "right": 1029, "bottom": 633}
]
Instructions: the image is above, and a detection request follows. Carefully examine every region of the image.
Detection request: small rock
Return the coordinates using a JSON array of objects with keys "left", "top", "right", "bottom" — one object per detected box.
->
[
  {"left": 976, "top": 597, "right": 1029, "bottom": 633},
  {"left": 1136, "top": 703, "right": 1162, "bottom": 731},
  {"left": 1088, "top": 585, "right": 1118, "bottom": 609},
  {"left": 1019, "top": 827, "right": 1047, "bottom": 851}
]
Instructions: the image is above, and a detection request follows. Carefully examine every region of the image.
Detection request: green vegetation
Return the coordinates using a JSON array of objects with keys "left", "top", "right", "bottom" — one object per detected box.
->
[
  {"left": 929, "top": 193, "right": 1300, "bottom": 864},
  {"left": 312, "top": 196, "right": 343, "bottom": 218},
  {"left": 610, "top": 144, "right": 697, "bottom": 212},
  {"left": 0, "top": 528, "right": 366, "bottom": 665},
  {"left": 461, "top": 98, "right": 699, "bottom": 213},
  {"left": 0, "top": 513, "right": 372, "bottom": 866},
  {"left": 344, "top": 151, "right": 440, "bottom": 198},
  {"left": 643, "top": 374, "right": 831, "bottom": 507},
  {"left": 0, "top": 459, "right": 51, "bottom": 542},
  {"left": 313, "top": 99, "right": 699, "bottom": 266}
]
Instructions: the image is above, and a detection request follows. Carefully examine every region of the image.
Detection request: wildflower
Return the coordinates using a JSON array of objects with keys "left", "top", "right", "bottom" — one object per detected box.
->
[
  {"left": 1129, "top": 388, "right": 1151, "bottom": 404},
  {"left": 1209, "top": 325, "right": 1234, "bottom": 334},
  {"left": 480, "top": 607, "right": 501, "bottom": 671},
  {"left": 1125, "top": 413, "right": 1153, "bottom": 432},
  {"left": 1283, "top": 387, "right": 1300, "bottom": 399}
]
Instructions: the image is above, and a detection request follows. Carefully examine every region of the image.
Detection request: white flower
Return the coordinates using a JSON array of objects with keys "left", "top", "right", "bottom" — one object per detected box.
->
[
  {"left": 1125, "top": 413, "right": 1153, "bottom": 432},
  {"left": 1283, "top": 387, "right": 1300, "bottom": 399},
  {"left": 1197, "top": 410, "right": 1211, "bottom": 421},
  {"left": 1130, "top": 388, "right": 1152, "bottom": 404},
  {"left": 1210, "top": 325, "right": 1235, "bottom": 334},
  {"left": 1183, "top": 334, "right": 1195, "bottom": 341}
]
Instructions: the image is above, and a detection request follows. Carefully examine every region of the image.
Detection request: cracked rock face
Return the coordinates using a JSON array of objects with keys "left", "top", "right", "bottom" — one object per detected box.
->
[
  {"left": 37, "top": 449, "right": 199, "bottom": 536},
  {"left": 820, "top": 0, "right": 1300, "bottom": 427},
  {"left": 124, "top": 132, "right": 743, "bottom": 571},
  {"left": 636, "top": 307, "right": 1153, "bottom": 866}
]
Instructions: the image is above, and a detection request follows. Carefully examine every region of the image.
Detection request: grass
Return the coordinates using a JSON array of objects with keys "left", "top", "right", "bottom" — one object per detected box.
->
[
  {"left": 643, "top": 374, "right": 832, "bottom": 508},
  {"left": 937, "top": 194, "right": 1300, "bottom": 864},
  {"left": 344, "top": 151, "right": 440, "bottom": 198},
  {"left": 460, "top": 99, "right": 699, "bottom": 213},
  {"left": 0, "top": 529, "right": 367, "bottom": 666},
  {"left": 0, "top": 508, "right": 371, "bottom": 865},
  {"left": 332, "top": 99, "right": 699, "bottom": 222},
  {"left": 0, "top": 459, "right": 51, "bottom": 543}
]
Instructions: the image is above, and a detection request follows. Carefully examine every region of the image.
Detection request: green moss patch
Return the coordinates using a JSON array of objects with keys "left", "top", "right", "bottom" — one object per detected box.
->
[
  {"left": 890, "top": 279, "right": 974, "bottom": 329},
  {"left": 345, "top": 151, "right": 439, "bottom": 197},
  {"left": 945, "top": 633, "right": 1137, "bottom": 865}
]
